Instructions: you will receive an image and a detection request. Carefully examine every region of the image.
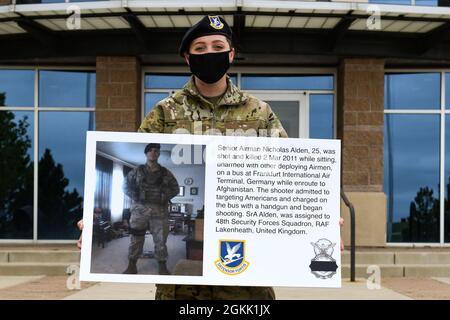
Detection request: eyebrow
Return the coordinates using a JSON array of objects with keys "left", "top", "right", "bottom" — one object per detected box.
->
[{"left": 192, "top": 40, "right": 226, "bottom": 46}]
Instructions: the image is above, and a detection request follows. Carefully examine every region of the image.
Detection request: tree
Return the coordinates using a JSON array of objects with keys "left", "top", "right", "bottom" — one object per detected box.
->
[
  {"left": 408, "top": 186, "right": 440, "bottom": 242},
  {"left": 1, "top": 92, "right": 83, "bottom": 239},
  {"left": 0, "top": 92, "right": 34, "bottom": 238},
  {"left": 444, "top": 177, "right": 450, "bottom": 242},
  {"left": 38, "top": 149, "right": 83, "bottom": 239}
]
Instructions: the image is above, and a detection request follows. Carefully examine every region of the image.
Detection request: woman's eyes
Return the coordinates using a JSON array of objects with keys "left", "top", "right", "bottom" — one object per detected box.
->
[
  {"left": 193, "top": 46, "right": 206, "bottom": 51},
  {"left": 193, "top": 45, "right": 226, "bottom": 52}
]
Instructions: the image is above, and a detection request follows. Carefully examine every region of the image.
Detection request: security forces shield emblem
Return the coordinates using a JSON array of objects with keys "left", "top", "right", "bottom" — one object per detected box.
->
[
  {"left": 209, "top": 15, "right": 224, "bottom": 30},
  {"left": 214, "top": 240, "right": 250, "bottom": 275},
  {"left": 309, "top": 238, "right": 339, "bottom": 279}
]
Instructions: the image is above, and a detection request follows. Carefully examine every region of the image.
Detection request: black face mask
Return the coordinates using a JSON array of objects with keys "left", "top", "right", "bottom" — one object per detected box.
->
[{"left": 188, "top": 51, "right": 231, "bottom": 84}]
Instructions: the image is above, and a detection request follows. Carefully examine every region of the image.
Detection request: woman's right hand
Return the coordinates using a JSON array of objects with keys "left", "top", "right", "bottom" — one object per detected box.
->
[{"left": 77, "top": 220, "right": 84, "bottom": 249}]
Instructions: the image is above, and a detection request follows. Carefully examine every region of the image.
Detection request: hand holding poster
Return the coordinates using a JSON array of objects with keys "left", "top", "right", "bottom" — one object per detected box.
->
[{"left": 80, "top": 132, "right": 341, "bottom": 288}]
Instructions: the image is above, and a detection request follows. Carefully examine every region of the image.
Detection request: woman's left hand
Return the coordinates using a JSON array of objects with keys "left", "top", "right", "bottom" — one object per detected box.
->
[{"left": 77, "top": 220, "right": 84, "bottom": 249}]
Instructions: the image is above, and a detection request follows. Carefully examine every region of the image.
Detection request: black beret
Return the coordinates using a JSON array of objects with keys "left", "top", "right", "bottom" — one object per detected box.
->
[
  {"left": 179, "top": 15, "right": 232, "bottom": 56},
  {"left": 144, "top": 143, "right": 161, "bottom": 154}
]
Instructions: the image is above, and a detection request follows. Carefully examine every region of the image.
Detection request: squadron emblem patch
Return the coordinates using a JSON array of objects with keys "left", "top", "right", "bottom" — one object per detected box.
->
[
  {"left": 309, "top": 238, "right": 338, "bottom": 279},
  {"left": 209, "top": 15, "right": 224, "bottom": 30},
  {"left": 215, "top": 240, "right": 249, "bottom": 275}
]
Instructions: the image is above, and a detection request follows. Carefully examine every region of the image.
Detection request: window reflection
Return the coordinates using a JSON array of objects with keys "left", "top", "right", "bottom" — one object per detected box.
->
[
  {"left": 145, "top": 74, "right": 191, "bottom": 89},
  {"left": 384, "top": 114, "right": 440, "bottom": 242},
  {"left": 0, "top": 69, "right": 34, "bottom": 107},
  {"left": 310, "top": 94, "right": 334, "bottom": 139},
  {"left": 444, "top": 115, "right": 450, "bottom": 242},
  {"left": 1, "top": 69, "right": 95, "bottom": 240},
  {"left": 446, "top": 73, "right": 450, "bottom": 110},
  {"left": 144, "top": 73, "right": 237, "bottom": 89},
  {"left": 39, "top": 71, "right": 95, "bottom": 108},
  {"left": 417, "top": 0, "right": 437, "bottom": 5},
  {"left": 264, "top": 101, "right": 300, "bottom": 138},
  {"left": 369, "top": 0, "right": 413, "bottom": 4},
  {"left": 16, "top": 0, "right": 105, "bottom": 2},
  {"left": 369, "top": 0, "right": 437, "bottom": 5},
  {"left": 241, "top": 75, "right": 334, "bottom": 90},
  {"left": 385, "top": 73, "right": 440, "bottom": 109},
  {"left": 144, "top": 93, "right": 170, "bottom": 117},
  {"left": 38, "top": 112, "right": 94, "bottom": 239},
  {"left": 0, "top": 110, "right": 34, "bottom": 239}
]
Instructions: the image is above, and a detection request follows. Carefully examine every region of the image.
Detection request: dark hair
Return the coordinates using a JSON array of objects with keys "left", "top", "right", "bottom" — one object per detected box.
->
[
  {"left": 225, "top": 37, "right": 233, "bottom": 50},
  {"left": 144, "top": 143, "right": 161, "bottom": 154}
]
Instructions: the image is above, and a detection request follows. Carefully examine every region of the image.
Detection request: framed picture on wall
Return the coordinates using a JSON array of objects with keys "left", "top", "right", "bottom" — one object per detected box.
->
[{"left": 190, "top": 187, "right": 198, "bottom": 195}]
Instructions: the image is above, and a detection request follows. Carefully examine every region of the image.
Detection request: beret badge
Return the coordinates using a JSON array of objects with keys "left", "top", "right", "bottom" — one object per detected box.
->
[{"left": 209, "top": 15, "right": 224, "bottom": 30}]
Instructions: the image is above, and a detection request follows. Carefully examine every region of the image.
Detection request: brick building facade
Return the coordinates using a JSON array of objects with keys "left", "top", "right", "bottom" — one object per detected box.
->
[
  {"left": 96, "top": 57, "right": 142, "bottom": 132},
  {"left": 338, "top": 58, "right": 386, "bottom": 246}
]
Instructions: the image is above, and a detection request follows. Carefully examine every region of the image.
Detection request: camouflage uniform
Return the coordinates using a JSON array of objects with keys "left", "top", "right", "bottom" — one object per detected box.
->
[
  {"left": 140, "top": 76, "right": 288, "bottom": 138},
  {"left": 123, "top": 163, "right": 179, "bottom": 263},
  {"left": 139, "top": 76, "right": 287, "bottom": 300}
]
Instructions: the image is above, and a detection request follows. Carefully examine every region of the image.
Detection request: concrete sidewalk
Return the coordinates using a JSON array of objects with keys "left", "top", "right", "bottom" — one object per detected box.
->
[
  {"left": 62, "top": 278, "right": 411, "bottom": 300},
  {"left": 0, "top": 276, "right": 428, "bottom": 300}
]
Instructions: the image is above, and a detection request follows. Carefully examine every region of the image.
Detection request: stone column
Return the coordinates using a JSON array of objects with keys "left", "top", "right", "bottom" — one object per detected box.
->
[
  {"left": 95, "top": 56, "right": 142, "bottom": 132},
  {"left": 337, "top": 58, "right": 387, "bottom": 247}
]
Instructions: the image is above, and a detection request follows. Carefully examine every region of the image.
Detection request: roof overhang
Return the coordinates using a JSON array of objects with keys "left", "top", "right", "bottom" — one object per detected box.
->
[
  {"left": 1, "top": 0, "right": 450, "bottom": 63},
  {"left": 2, "top": 0, "right": 450, "bottom": 33}
]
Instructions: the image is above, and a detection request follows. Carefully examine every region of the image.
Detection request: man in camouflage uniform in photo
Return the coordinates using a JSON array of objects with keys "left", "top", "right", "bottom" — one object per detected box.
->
[
  {"left": 139, "top": 15, "right": 287, "bottom": 299},
  {"left": 123, "top": 143, "right": 179, "bottom": 275}
]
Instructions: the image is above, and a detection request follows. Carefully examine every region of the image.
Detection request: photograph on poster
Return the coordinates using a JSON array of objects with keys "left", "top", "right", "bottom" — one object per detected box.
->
[{"left": 90, "top": 141, "right": 206, "bottom": 277}]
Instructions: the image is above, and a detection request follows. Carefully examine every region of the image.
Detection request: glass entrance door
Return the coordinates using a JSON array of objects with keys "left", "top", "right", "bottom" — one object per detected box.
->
[{"left": 248, "top": 92, "right": 307, "bottom": 138}]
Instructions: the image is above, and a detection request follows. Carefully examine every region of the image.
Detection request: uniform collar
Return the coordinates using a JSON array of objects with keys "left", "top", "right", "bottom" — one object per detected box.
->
[
  {"left": 183, "top": 75, "right": 247, "bottom": 108},
  {"left": 145, "top": 162, "right": 161, "bottom": 172}
]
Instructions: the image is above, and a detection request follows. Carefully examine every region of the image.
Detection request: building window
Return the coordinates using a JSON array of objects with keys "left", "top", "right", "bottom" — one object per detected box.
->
[
  {"left": 385, "top": 72, "right": 450, "bottom": 244},
  {"left": 0, "top": 68, "right": 95, "bottom": 241},
  {"left": 369, "top": 0, "right": 437, "bottom": 6},
  {"left": 15, "top": 0, "right": 106, "bottom": 3},
  {"left": 39, "top": 71, "right": 95, "bottom": 108},
  {"left": 309, "top": 94, "right": 334, "bottom": 140},
  {"left": 143, "top": 72, "right": 335, "bottom": 139},
  {"left": 240, "top": 74, "right": 334, "bottom": 90},
  {"left": 444, "top": 115, "right": 450, "bottom": 243},
  {"left": 0, "top": 69, "right": 34, "bottom": 107},
  {"left": 144, "top": 74, "right": 191, "bottom": 90},
  {"left": 385, "top": 72, "right": 440, "bottom": 110},
  {"left": 385, "top": 114, "right": 440, "bottom": 242},
  {"left": 0, "top": 110, "right": 34, "bottom": 239}
]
